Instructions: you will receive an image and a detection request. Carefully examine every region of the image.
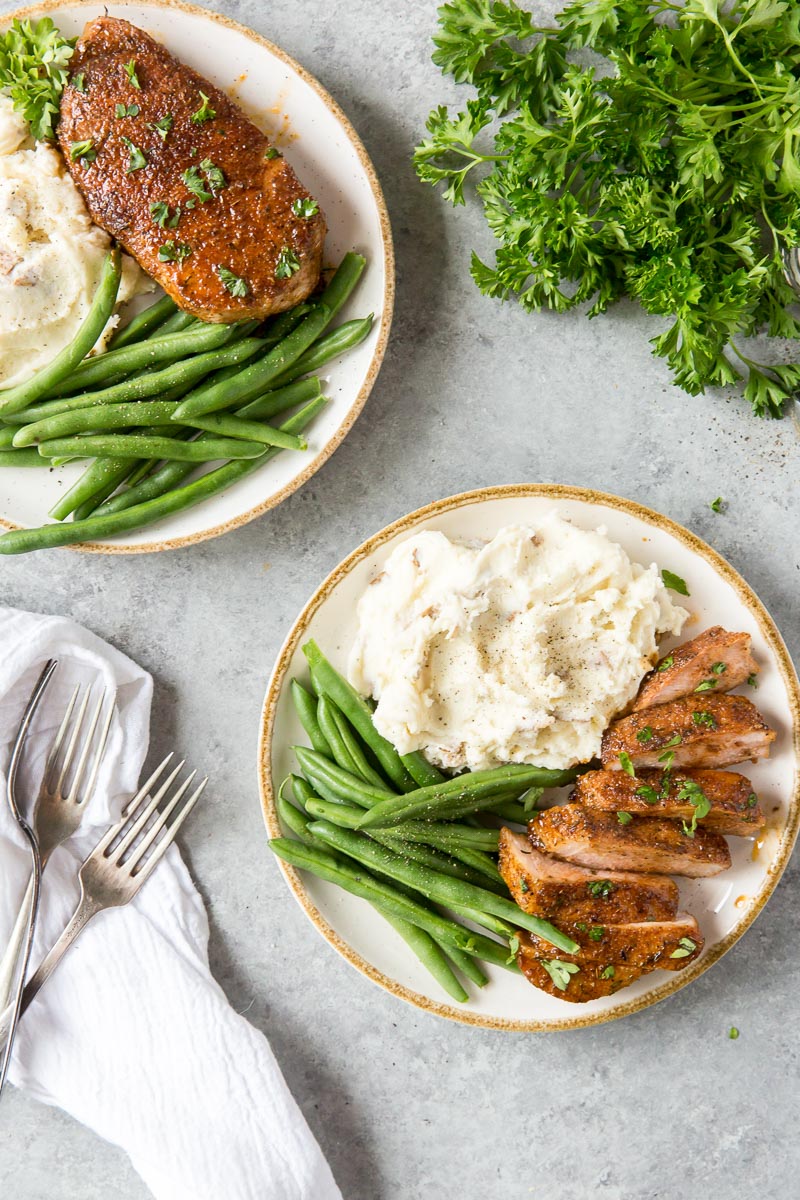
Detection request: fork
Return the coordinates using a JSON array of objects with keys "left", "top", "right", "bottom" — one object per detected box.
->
[
  {"left": 0, "top": 753, "right": 207, "bottom": 1040},
  {"left": 0, "top": 685, "right": 115, "bottom": 1011}
]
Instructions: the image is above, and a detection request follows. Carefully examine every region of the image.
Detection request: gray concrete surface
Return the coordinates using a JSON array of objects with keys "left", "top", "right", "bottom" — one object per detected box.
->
[{"left": 1, "top": 1, "right": 798, "bottom": 1197}]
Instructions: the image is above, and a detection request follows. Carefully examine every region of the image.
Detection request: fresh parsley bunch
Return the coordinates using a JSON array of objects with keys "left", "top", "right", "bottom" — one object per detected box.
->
[
  {"left": 414, "top": 0, "right": 800, "bottom": 416},
  {"left": 0, "top": 18, "right": 75, "bottom": 142}
]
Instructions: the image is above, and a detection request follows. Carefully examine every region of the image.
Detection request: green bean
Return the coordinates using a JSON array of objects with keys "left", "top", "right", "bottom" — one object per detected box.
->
[
  {"left": 447, "top": 846, "right": 506, "bottom": 887},
  {"left": 268, "top": 316, "right": 374, "bottom": 389},
  {"left": 12, "top": 337, "right": 266, "bottom": 424},
  {"left": 46, "top": 320, "right": 238, "bottom": 398},
  {"left": 0, "top": 427, "right": 17, "bottom": 449},
  {"left": 294, "top": 747, "right": 393, "bottom": 808},
  {"left": 303, "top": 796, "right": 365, "bottom": 827},
  {"left": 237, "top": 377, "right": 322, "bottom": 421},
  {"left": 0, "top": 449, "right": 55, "bottom": 467},
  {"left": 374, "top": 834, "right": 505, "bottom": 893},
  {"left": 290, "top": 680, "right": 332, "bottom": 756},
  {"left": 316, "top": 696, "right": 362, "bottom": 777},
  {"left": 308, "top": 821, "right": 578, "bottom": 953},
  {"left": 438, "top": 942, "right": 488, "bottom": 988},
  {"left": 0, "top": 396, "right": 326, "bottom": 553},
  {"left": 39, "top": 435, "right": 265, "bottom": 463},
  {"left": 401, "top": 752, "right": 446, "bottom": 788},
  {"left": 317, "top": 697, "right": 389, "bottom": 788},
  {"left": 300, "top": 797, "right": 500, "bottom": 851},
  {"left": 269, "top": 837, "right": 514, "bottom": 968},
  {"left": 183, "top": 412, "right": 307, "bottom": 451},
  {"left": 490, "top": 801, "right": 537, "bottom": 825},
  {"left": 15, "top": 400, "right": 185, "bottom": 446},
  {"left": 261, "top": 304, "right": 312, "bottom": 348},
  {"left": 302, "top": 641, "right": 416, "bottom": 791},
  {"left": 277, "top": 786, "right": 319, "bottom": 849},
  {"left": 318, "top": 252, "right": 366, "bottom": 320},
  {"left": 154, "top": 311, "right": 197, "bottom": 337},
  {"left": 356, "top": 763, "right": 578, "bottom": 830},
  {"left": 291, "top": 773, "right": 321, "bottom": 812},
  {"left": 108, "top": 294, "right": 177, "bottom": 349},
  {"left": 0, "top": 250, "right": 122, "bottom": 415},
  {"left": 49, "top": 457, "right": 138, "bottom": 521},
  {"left": 173, "top": 305, "right": 332, "bottom": 419},
  {"left": 381, "top": 912, "right": 468, "bottom": 1003},
  {"left": 446, "top": 903, "right": 518, "bottom": 940}
]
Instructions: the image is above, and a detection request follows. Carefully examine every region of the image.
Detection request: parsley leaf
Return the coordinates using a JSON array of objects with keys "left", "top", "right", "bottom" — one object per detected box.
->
[
  {"left": 710, "top": 497, "right": 725, "bottom": 513},
  {"left": 182, "top": 166, "right": 212, "bottom": 203},
  {"left": 199, "top": 158, "right": 226, "bottom": 193},
  {"left": 657, "top": 656, "right": 674, "bottom": 673},
  {"left": 275, "top": 246, "right": 301, "bottom": 279},
  {"left": 616, "top": 811, "right": 632, "bottom": 825},
  {"left": 191, "top": 90, "right": 216, "bottom": 124},
  {"left": 69, "top": 138, "right": 95, "bottom": 164},
  {"left": 72, "top": 72, "right": 86, "bottom": 94},
  {"left": 217, "top": 265, "right": 249, "bottom": 297},
  {"left": 292, "top": 196, "right": 320, "bottom": 218},
  {"left": 121, "top": 136, "right": 146, "bottom": 172},
  {"left": 124, "top": 59, "right": 140, "bottom": 89},
  {"left": 662, "top": 569, "right": 689, "bottom": 596},
  {"left": 149, "top": 114, "right": 173, "bottom": 141},
  {"left": 150, "top": 201, "right": 181, "bottom": 229},
  {"left": 729, "top": 1026, "right": 740, "bottom": 1040},
  {"left": 670, "top": 937, "right": 697, "bottom": 959},
  {"left": 588, "top": 926, "right": 605, "bottom": 941},
  {"left": 693, "top": 710, "right": 716, "bottom": 729},
  {"left": 747, "top": 673, "right": 758, "bottom": 688},
  {"left": 541, "top": 959, "right": 580, "bottom": 991},
  {"left": 587, "top": 879, "right": 614, "bottom": 898},
  {"left": 158, "top": 240, "right": 192, "bottom": 263},
  {"left": 114, "top": 102, "right": 140, "bottom": 119},
  {"left": 636, "top": 784, "right": 661, "bottom": 805},
  {"left": 678, "top": 779, "right": 712, "bottom": 837},
  {"left": 264, "top": 146, "right": 282, "bottom": 160},
  {"left": 0, "top": 18, "right": 76, "bottom": 141},
  {"left": 600, "top": 965, "right": 615, "bottom": 980},
  {"left": 636, "top": 726, "right": 654, "bottom": 744},
  {"left": 618, "top": 750, "right": 635, "bottom": 778}
]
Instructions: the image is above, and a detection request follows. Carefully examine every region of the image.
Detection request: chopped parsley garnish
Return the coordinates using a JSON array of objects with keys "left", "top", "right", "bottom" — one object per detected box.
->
[
  {"left": 575, "top": 922, "right": 588, "bottom": 932},
  {"left": 711, "top": 662, "right": 727, "bottom": 676},
  {"left": 661, "top": 569, "right": 689, "bottom": 596},
  {"left": 506, "top": 933, "right": 520, "bottom": 964},
  {"left": 149, "top": 114, "right": 173, "bottom": 141},
  {"left": 191, "top": 90, "right": 216, "bottom": 124},
  {"left": 264, "top": 146, "right": 282, "bottom": 160},
  {"left": 657, "top": 655, "right": 674, "bottom": 673},
  {"left": 121, "top": 137, "right": 146, "bottom": 172},
  {"left": 747, "top": 673, "right": 758, "bottom": 688},
  {"left": 588, "top": 926, "right": 605, "bottom": 941},
  {"left": 678, "top": 780, "right": 711, "bottom": 837},
  {"left": 158, "top": 240, "right": 192, "bottom": 263},
  {"left": 114, "top": 102, "right": 140, "bottom": 119},
  {"left": 600, "top": 965, "right": 615, "bottom": 979},
  {"left": 658, "top": 749, "right": 676, "bottom": 771},
  {"left": 729, "top": 1026, "right": 740, "bottom": 1040},
  {"left": 617, "top": 811, "right": 632, "bottom": 825},
  {"left": 518, "top": 877, "right": 530, "bottom": 894},
  {"left": 636, "top": 726, "right": 654, "bottom": 744},
  {"left": 636, "top": 785, "right": 661, "bottom": 805},
  {"left": 695, "top": 679, "right": 718, "bottom": 693},
  {"left": 541, "top": 960, "right": 580, "bottom": 991},
  {"left": 670, "top": 937, "right": 697, "bottom": 959},
  {"left": 747, "top": 793, "right": 758, "bottom": 808},
  {"left": 618, "top": 751, "right": 635, "bottom": 778},
  {"left": 150, "top": 201, "right": 181, "bottom": 229},
  {"left": 124, "top": 59, "right": 141, "bottom": 89},
  {"left": 69, "top": 138, "right": 95, "bottom": 164},
  {"left": 587, "top": 880, "right": 614, "bottom": 898},
  {"left": 292, "top": 196, "right": 319, "bottom": 218},
  {"left": 72, "top": 73, "right": 86, "bottom": 94},
  {"left": 182, "top": 166, "right": 212, "bottom": 203},
  {"left": 662, "top": 734, "right": 682, "bottom": 749},
  {"left": 692, "top": 710, "right": 716, "bottom": 729},
  {"left": 199, "top": 158, "right": 226, "bottom": 192},
  {"left": 710, "top": 497, "right": 725, "bottom": 513},
  {"left": 217, "top": 265, "right": 249, "bottom": 297},
  {"left": 275, "top": 246, "right": 301, "bottom": 279},
  {"left": 695, "top": 662, "right": 727, "bottom": 693}
]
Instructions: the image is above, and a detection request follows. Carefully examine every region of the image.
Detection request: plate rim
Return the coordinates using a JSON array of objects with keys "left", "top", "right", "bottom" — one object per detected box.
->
[
  {"left": 0, "top": 0, "right": 395, "bottom": 554},
  {"left": 257, "top": 483, "right": 800, "bottom": 1031}
]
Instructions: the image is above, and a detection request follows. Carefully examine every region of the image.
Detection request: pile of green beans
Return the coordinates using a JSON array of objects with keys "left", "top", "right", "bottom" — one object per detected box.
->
[
  {"left": 0, "top": 251, "right": 372, "bottom": 553},
  {"left": 270, "top": 642, "right": 581, "bottom": 1004}
]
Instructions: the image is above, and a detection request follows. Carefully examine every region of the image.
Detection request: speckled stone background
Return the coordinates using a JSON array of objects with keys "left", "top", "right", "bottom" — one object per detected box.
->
[{"left": 1, "top": 0, "right": 798, "bottom": 1197}]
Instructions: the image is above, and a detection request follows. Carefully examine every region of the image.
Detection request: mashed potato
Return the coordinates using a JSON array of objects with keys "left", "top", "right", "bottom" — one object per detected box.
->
[
  {"left": 0, "top": 96, "right": 147, "bottom": 389},
  {"left": 349, "top": 515, "right": 689, "bottom": 772}
]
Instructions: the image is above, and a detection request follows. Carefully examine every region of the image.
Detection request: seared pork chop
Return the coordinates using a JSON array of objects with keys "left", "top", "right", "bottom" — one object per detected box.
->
[
  {"left": 528, "top": 804, "right": 731, "bottom": 877},
  {"left": 59, "top": 17, "right": 326, "bottom": 321},
  {"left": 498, "top": 829, "right": 679, "bottom": 923},
  {"left": 601, "top": 694, "right": 775, "bottom": 771},
  {"left": 516, "top": 938, "right": 645, "bottom": 1002},
  {"left": 572, "top": 768, "right": 765, "bottom": 836},
  {"left": 634, "top": 627, "right": 758, "bottom": 711},
  {"left": 523, "top": 914, "right": 703, "bottom": 970}
]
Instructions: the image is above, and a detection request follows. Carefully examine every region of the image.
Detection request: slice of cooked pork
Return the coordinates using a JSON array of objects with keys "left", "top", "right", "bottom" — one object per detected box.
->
[
  {"left": 601, "top": 694, "right": 775, "bottom": 771},
  {"left": 528, "top": 804, "right": 731, "bottom": 877},
  {"left": 498, "top": 828, "right": 679, "bottom": 923},
  {"left": 572, "top": 768, "right": 765, "bottom": 836},
  {"left": 522, "top": 914, "right": 703, "bottom": 972},
  {"left": 634, "top": 627, "right": 759, "bottom": 711},
  {"left": 516, "top": 936, "right": 645, "bottom": 1002}
]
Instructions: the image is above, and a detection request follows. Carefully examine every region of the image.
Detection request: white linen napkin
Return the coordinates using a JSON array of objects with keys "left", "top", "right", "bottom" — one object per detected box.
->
[{"left": 0, "top": 605, "right": 341, "bottom": 1200}]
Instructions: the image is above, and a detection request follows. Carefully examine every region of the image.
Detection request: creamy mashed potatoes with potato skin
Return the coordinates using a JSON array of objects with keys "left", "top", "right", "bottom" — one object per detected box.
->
[
  {"left": 349, "top": 516, "right": 689, "bottom": 772},
  {"left": 0, "top": 96, "right": 146, "bottom": 389}
]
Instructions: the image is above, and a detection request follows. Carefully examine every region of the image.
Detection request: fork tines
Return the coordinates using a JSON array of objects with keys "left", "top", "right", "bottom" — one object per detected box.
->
[
  {"left": 98, "top": 754, "right": 207, "bottom": 880},
  {"left": 45, "top": 684, "right": 114, "bottom": 807}
]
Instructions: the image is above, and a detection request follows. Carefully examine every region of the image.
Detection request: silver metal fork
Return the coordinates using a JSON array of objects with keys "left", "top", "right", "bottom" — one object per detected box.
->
[
  {"left": 0, "top": 753, "right": 207, "bottom": 1041},
  {"left": 0, "top": 685, "right": 115, "bottom": 1012}
]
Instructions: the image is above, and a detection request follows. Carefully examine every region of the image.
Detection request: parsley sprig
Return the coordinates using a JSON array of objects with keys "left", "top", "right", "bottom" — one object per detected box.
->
[
  {"left": 415, "top": 0, "right": 800, "bottom": 418},
  {"left": 0, "top": 18, "right": 76, "bottom": 141}
]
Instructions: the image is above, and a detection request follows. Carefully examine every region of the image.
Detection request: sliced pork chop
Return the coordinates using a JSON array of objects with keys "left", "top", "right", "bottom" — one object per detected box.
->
[
  {"left": 58, "top": 17, "right": 326, "bottom": 321},
  {"left": 634, "top": 627, "right": 758, "bottom": 711},
  {"left": 572, "top": 768, "right": 765, "bottom": 836},
  {"left": 523, "top": 914, "right": 703, "bottom": 971},
  {"left": 601, "top": 694, "right": 775, "bottom": 771},
  {"left": 498, "top": 829, "right": 679, "bottom": 923},
  {"left": 516, "top": 937, "right": 645, "bottom": 1002},
  {"left": 528, "top": 804, "right": 731, "bottom": 877}
]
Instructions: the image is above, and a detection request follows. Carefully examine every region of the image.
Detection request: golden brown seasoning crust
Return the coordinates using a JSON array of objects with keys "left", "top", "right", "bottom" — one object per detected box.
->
[
  {"left": 601, "top": 694, "right": 776, "bottom": 771},
  {"left": 634, "top": 627, "right": 759, "bottom": 711},
  {"left": 498, "top": 828, "right": 680, "bottom": 923},
  {"left": 572, "top": 768, "right": 766, "bottom": 836},
  {"left": 58, "top": 17, "right": 326, "bottom": 321},
  {"left": 528, "top": 803, "right": 732, "bottom": 877},
  {"left": 524, "top": 915, "right": 703, "bottom": 971},
  {"left": 516, "top": 936, "right": 646, "bottom": 1002}
]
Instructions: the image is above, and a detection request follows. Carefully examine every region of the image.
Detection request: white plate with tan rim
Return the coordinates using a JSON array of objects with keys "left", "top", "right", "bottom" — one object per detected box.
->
[
  {"left": 0, "top": 0, "right": 393, "bottom": 553},
  {"left": 259, "top": 485, "right": 800, "bottom": 1031}
]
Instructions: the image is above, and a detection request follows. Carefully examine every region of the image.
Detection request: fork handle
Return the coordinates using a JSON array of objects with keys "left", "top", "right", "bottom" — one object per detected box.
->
[{"left": 0, "top": 894, "right": 102, "bottom": 1042}]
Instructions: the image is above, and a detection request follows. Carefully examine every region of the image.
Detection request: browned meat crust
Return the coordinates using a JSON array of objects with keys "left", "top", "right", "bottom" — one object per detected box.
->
[
  {"left": 58, "top": 17, "right": 326, "bottom": 321},
  {"left": 498, "top": 829, "right": 679, "bottom": 923},
  {"left": 528, "top": 803, "right": 732, "bottom": 877},
  {"left": 601, "top": 694, "right": 775, "bottom": 771},
  {"left": 634, "top": 627, "right": 758, "bottom": 711},
  {"left": 572, "top": 768, "right": 765, "bottom": 836},
  {"left": 516, "top": 938, "right": 646, "bottom": 1002}
]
